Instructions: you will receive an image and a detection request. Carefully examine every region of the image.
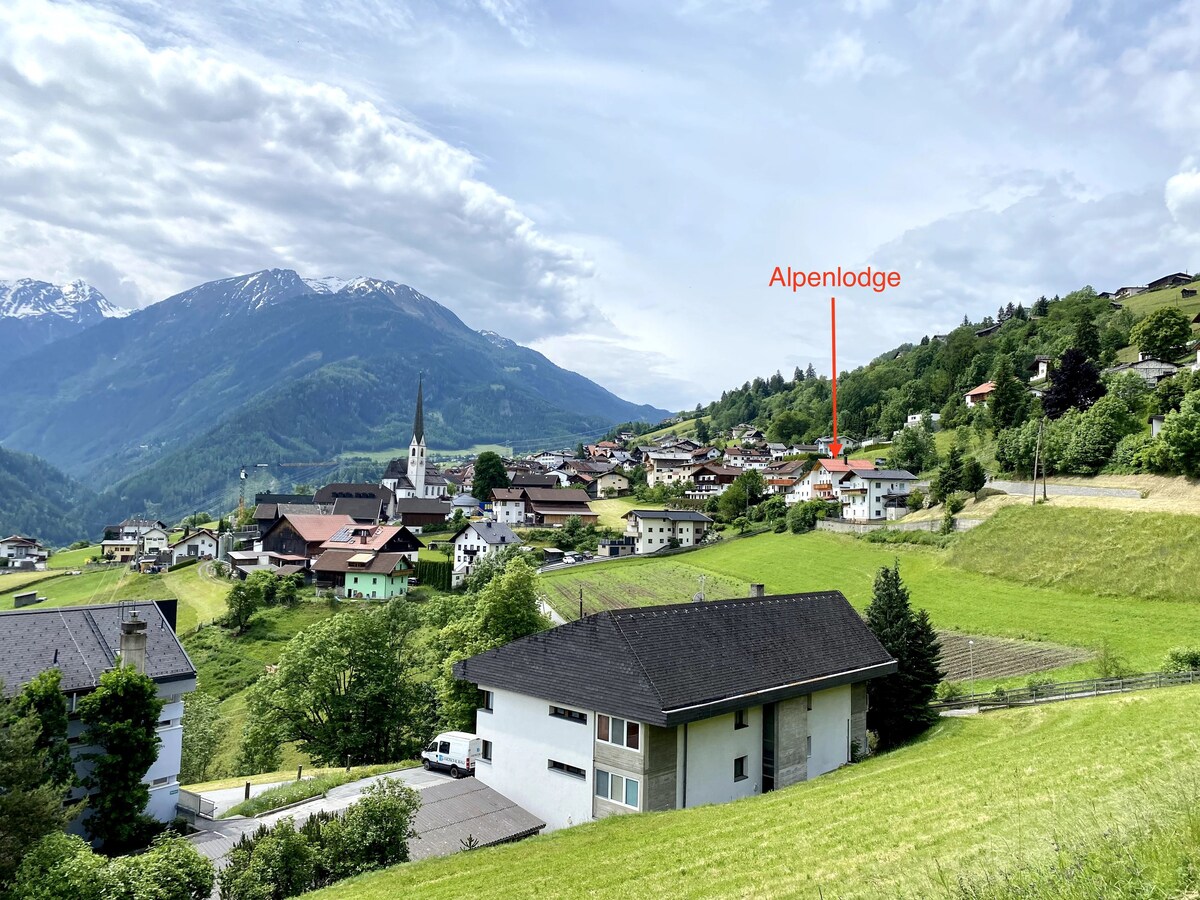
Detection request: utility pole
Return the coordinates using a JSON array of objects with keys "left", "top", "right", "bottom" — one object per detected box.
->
[
  {"left": 578, "top": 586, "right": 583, "bottom": 621},
  {"left": 1030, "top": 418, "right": 1044, "bottom": 506}
]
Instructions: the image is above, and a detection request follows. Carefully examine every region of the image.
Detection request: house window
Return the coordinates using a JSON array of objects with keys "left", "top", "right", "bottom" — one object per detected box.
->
[
  {"left": 734, "top": 709, "right": 748, "bottom": 730},
  {"left": 807, "top": 735, "right": 812, "bottom": 758},
  {"left": 479, "top": 689, "right": 494, "bottom": 713},
  {"left": 806, "top": 694, "right": 813, "bottom": 711},
  {"left": 548, "top": 759, "right": 585, "bottom": 779},
  {"left": 734, "top": 755, "right": 748, "bottom": 781},
  {"left": 597, "top": 714, "right": 640, "bottom": 750},
  {"left": 550, "top": 706, "right": 587, "bottom": 724},
  {"left": 595, "top": 769, "right": 640, "bottom": 809},
  {"left": 481, "top": 740, "right": 492, "bottom": 762}
]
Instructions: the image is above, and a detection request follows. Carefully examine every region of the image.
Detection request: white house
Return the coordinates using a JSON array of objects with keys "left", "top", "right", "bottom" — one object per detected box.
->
[
  {"left": 723, "top": 447, "right": 772, "bottom": 470},
  {"left": 454, "top": 591, "right": 896, "bottom": 832},
  {"left": 964, "top": 381, "right": 996, "bottom": 408},
  {"left": 489, "top": 488, "right": 528, "bottom": 525},
  {"left": 140, "top": 527, "right": 170, "bottom": 555},
  {"left": 904, "top": 412, "right": 941, "bottom": 429},
  {"left": 451, "top": 520, "right": 520, "bottom": 584},
  {"left": 0, "top": 534, "right": 47, "bottom": 563},
  {"left": 168, "top": 529, "right": 219, "bottom": 564},
  {"left": 837, "top": 468, "right": 918, "bottom": 522},
  {"left": 787, "top": 458, "right": 875, "bottom": 506},
  {"left": 1102, "top": 357, "right": 1180, "bottom": 388},
  {"left": 645, "top": 451, "right": 696, "bottom": 486},
  {"left": 0, "top": 600, "right": 196, "bottom": 835},
  {"left": 622, "top": 509, "right": 712, "bottom": 554}
]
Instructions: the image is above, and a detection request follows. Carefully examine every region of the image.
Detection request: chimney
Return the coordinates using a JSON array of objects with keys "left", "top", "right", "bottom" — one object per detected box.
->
[
  {"left": 749, "top": 583, "right": 765, "bottom": 598},
  {"left": 360, "top": 529, "right": 367, "bottom": 544},
  {"left": 119, "top": 613, "right": 148, "bottom": 674}
]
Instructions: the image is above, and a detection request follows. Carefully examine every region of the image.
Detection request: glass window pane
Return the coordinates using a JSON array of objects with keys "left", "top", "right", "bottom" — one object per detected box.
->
[
  {"left": 611, "top": 774, "right": 623, "bottom": 802},
  {"left": 626, "top": 722, "right": 640, "bottom": 750},
  {"left": 595, "top": 769, "right": 609, "bottom": 798},
  {"left": 625, "top": 778, "right": 639, "bottom": 808},
  {"left": 612, "top": 718, "right": 625, "bottom": 746},
  {"left": 597, "top": 715, "right": 609, "bottom": 742}
]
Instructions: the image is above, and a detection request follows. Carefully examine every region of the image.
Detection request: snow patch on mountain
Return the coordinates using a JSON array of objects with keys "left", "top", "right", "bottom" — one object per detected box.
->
[{"left": 478, "top": 330, "right": 516, "bottom": 349}]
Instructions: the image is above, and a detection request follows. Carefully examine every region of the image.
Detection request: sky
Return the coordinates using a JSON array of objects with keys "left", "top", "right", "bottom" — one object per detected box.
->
[{"left": 4, "top": 0, "right": 1200, "bottom": 410}]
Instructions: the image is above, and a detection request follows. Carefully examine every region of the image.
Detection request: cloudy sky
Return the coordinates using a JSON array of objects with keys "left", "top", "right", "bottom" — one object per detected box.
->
[{"left": 4, "top": 0, "right": 1200, "bottom": 409}]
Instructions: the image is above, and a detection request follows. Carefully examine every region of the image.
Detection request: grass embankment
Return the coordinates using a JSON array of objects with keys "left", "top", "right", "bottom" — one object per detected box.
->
[
  {"left": 47, "top": 544, "right": 102, "bottom": 568},
  {"left": 541, "top": 511, "right": 1200, "bottom": 682},
  {"left": 0, "top": 569, "right": 65, "bottom": 593},
  {"left": 307, "top": 687, "right": 1200, "bottom": 900},
  {"left": 221, "top": 763, "right": 419, "bottom": 818},
  {"left": 949, "top": 506, "right": 1200, "bottom": 604},
  {"left": 588, "top": 497, "right": 664, "bottom": 530}
]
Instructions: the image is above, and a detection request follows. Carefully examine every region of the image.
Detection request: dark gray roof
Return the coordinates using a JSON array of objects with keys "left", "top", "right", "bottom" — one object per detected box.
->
[
  {"left": 455, "top": 592, "right": 896, "bottom": 727},
  {"left": 844, "top": 469, "right": 917, "bottom": 481},
  {"left": 453, "top": 521, "right": 519, "bottom": 546},
  {"left": 393, "top": 498, "right": 451, "bottom": 515},
  {"left": 332, "top": 497, "right": 385, "bottom": 521},
  {"left": 409, "top": 778, "right": 544, "bottom": 860},
  {"left": 511, "top": 473, "right": 559, "bottom": 487},
  {"left": 624, "top": 509, "right": 713, "bottom": 523},
  {"left": 314, "top": 483, "right": 394, "bottom": 504},
  {"left": 0, "top": 601, "right": 196, "bottom": 695}
]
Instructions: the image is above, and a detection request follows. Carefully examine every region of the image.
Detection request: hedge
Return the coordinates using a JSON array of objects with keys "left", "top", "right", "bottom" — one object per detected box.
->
[
  {"left": 416, "top": 558, "right": 452, "bottom": 591},
  {"left": 167, "top": 556, "right": 200, "bottom": 572}
]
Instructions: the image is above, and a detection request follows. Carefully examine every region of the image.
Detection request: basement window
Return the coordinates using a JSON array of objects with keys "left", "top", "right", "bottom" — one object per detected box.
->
[
  {"left": 548, "top": 759, "right": 585, "bottom": 779},
  {"left": 734, "top": 756, "right": 748, "bottom": 782}
]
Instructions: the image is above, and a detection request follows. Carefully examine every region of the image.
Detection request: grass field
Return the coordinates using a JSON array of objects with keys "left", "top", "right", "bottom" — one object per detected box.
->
[
  {"left": 309, "top": 686, "right": 1200, "bottom": 900},
  {"left": 635, "top": 417, "right": 703, "bottom": 443},
  {"left": 220, "top": 762, "right": 419, "bottom": 817},
  {"left": 47, "top": 544, "right": 102, "bottom": 568},
  {"left": 587, "top": 497, "right": 664, "bottom": 530},
  {"left": 949, "top": 506, "right": 1200, "bottom": 604},
  {"left": 0, "top": 569, "right": 65, "bottom": 593},
  {"left": 540, "top": 522, "right": 1200, "bottom": 682}
]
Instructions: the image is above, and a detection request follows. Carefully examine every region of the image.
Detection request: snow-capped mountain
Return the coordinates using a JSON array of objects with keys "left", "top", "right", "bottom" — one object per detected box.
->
[
  {"left": 0, "top": 278, "right": 131, "bottom": 361},
  {"left": 0, "top": 278, "right": 130, "bottom": 322}
]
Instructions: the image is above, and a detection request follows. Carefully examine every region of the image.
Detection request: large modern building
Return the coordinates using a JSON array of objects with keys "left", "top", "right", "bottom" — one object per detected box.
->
[
  {"left": 455, "top": 590, "right": 895, "bottom": 831},
  {"left": 0, "top": 600, "right": 197, "bottom": 832}
]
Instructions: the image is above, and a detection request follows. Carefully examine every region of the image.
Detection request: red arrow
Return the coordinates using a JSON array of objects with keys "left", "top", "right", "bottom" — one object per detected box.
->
[{"left": 829, "top": 296, "right": 842, "bottom": 458}]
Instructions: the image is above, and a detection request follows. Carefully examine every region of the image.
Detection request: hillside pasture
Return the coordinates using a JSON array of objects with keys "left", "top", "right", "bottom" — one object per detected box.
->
[
  {"left": 936, "top": 631, "right": 1092, "bottom": 683},
  {"left": 587, "top": 497, "right": 665, "bottom": 530},
  {"left": 310, "top": 686, "right": 1200, "bottom": 900},
  {"left": 540, "top": 529, "right": 1200, "bottom": 680}
]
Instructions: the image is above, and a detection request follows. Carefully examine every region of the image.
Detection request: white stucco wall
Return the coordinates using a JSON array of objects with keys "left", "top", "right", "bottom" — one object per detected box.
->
[
  {"left": 475, "top": 687, "right": 595, "bottom": 832},
  {"left": 680, "top": 708, "right": 763, "bottom": 808},
  {"left": 808, "top": 685, "right": 851, "bottom": 778}
]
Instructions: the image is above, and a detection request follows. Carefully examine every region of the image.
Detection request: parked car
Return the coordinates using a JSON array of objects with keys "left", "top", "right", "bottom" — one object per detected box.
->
[{"left": 421, "top": 731, "right": 482, "bottom": 779}]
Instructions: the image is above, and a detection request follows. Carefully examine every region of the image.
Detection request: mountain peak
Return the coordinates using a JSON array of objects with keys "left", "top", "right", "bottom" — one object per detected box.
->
[{"left": 0, "top": 278, "right": 130, "bottom": 322}]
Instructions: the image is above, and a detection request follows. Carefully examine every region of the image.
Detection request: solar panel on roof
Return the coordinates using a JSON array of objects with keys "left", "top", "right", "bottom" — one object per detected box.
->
[{"left": 329, "top": 526, "right": 355, "bottom": 543}]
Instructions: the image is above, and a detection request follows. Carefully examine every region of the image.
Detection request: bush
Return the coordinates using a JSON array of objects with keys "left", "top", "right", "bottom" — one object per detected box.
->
[
  {"left": 940, "top": 505, "right": 955, "bottom": 536},
  {"left": 906, "top": 488, "right": 925, "bottom": 511},
  {"left": 972, "top": 487, "right": 1004, "bottom": 502},
  {"left": 167, "top": 556, "right": 199, "bottom": 572},
  {"left": 936, "top": 681, "right": 966, "bottom": 701},
  {"left": 1162, "top": 647, "right": 1200, "bottom": 673},
  {"left": 946, "top": 494, "right": 967, "bottom": 515},
  {"left": 787, "top": 499, "right": 830, "bottom": 534},
  {"left": 1095, "top": 641, "right": 1133, "bottom": 679},
  {"left": 862, "top": 529, "right": 950, "bottom": 548}
]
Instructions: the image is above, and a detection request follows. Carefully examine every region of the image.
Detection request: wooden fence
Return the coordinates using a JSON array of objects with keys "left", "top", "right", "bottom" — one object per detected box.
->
[{"left": 933, "top": 669, "right": 1200, "bottom": 711}]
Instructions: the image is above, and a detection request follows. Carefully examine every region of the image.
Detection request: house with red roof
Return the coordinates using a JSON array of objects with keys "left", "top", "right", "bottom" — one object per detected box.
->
[
  {"left": 786, "top": 458, "right": 876, "bottom": 506},
  {"left": 964, "top": 381, "right": 996, "bottom": 408}
]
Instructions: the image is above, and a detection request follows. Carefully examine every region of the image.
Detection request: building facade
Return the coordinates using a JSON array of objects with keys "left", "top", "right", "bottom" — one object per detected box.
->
[
  {"left": 622, "top": 509, "right": 712, "bottom": 554},
  {"left": 456, "top": 592, "right": 894, "bottom": 832}
]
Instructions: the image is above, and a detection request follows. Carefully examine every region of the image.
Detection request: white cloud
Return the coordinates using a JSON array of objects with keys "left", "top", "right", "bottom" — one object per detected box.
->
[
  {"left": 477, "top": 0, "right": 534, "bottom": 47},
  {"left": 0, "top": 0, "right": 595, "bottom": 340},
  {"left": 805, "top": 32, "right": 903, "bottom": 83},
  {"left": 842, "top": 0, "right": 890, "bottom": 18}
]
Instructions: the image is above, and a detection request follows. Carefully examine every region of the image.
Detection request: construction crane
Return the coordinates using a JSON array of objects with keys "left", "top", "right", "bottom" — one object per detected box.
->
[
  {"left": 236, "top": 460, "right": 342, "bottom": 516},
  {"left": 237, "top": 463, "right": 270, "bottom": 516}
]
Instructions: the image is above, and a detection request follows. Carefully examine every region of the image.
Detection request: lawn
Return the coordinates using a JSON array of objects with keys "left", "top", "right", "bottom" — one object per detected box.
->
[
  {"left": 0, "top": 569, "right": 65, "bottom": 593},
  {"left": 588, "top": 497, "right": 664, "bottom": 530},
  {"left": 47, "top": 544, "right": 102, "bottom": 568},
  {"left": 308, "top": 686, "right": 1200, "bottom": 900},
  {"left": 221, "top": 763, "right": 418, "bottom": 818},
  {"left": 540, "top": 525, "right": 1200, "bottom": 680}
]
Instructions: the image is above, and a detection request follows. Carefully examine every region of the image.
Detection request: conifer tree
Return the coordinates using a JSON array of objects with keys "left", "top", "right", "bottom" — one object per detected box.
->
[
  {"left": 865, "top": 562, "right": 943, "bottom": 749},
  {"left": 1073, "top": 312, "right": 1101, "bottom": 361},
  {"left": 989, "top": 356, "right": 1028, "bottom": 428},
  {"left": 805, "top": 363, "right": 817, "bottom": 380}
]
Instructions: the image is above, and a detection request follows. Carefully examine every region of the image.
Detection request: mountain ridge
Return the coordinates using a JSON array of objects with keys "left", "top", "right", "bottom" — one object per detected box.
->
[{"left": 0, "top": 277, "right": 131, "bottom": 360}]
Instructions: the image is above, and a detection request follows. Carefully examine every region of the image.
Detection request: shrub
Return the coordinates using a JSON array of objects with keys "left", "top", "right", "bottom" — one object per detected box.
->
[
  {"left": 787, "top": 499, "right": 830, "bottom": 534},
  {"left": 906, "top": 488, "right": 925, "bottom": 511},
  {"left": 1162, "top": 647, "right": 1200, "bottom": 673},
  {"left": 940, "top": 506, "right": 955, "bottom": 536},
  {"left": 972, "top": 487, "right": 1004, "bottom": 502},
  {"left": 1095, "top": 641, "right": 1133, "bottom": 679},
  {"left": 416, "top": 558, "right": 452, "bottom": 591},
  {"left": 946, "top": 494, "right": 967, "bottom": 515},
  {"left": 936, "top": 681, "right": 966, "bottom": 701},
  {"left": 863, "top": 529, "right": 950, "bottom": 548},
  {"left": 167, "top": 556, "right": 199, "bottom": 572}
]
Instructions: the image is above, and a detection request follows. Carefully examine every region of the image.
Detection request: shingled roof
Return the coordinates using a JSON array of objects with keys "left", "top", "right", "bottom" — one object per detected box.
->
[
  {"left": 454, "top": 592, "right": 896, "bottom": 727},
  {"left": 0, "top": 601, "right": 195, "bottom": 696}
]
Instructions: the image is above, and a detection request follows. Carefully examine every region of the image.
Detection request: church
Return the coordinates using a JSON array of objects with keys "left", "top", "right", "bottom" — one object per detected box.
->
[{"left": 382, "top": 378, "right": 450, "bottom": 501}]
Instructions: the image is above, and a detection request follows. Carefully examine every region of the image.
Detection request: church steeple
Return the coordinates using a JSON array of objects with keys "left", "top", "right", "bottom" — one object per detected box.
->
[
  {"left": 407, "top": 376, "right": 427, "bottom": 498},
  {"left": 412, "top": 374, "right": 424, "bottom": 444}
]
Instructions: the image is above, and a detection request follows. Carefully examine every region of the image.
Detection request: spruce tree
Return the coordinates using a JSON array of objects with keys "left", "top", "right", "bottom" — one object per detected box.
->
[
  {"left": 865, "top": 562, "right": 943, "bottom": 750},
  {"left": 805, "top": 363, "right": 817, "bottom": 380},
  {"left": 989, "top": 356, "right": 1028, "bottom": 428},
  {"left": 1073, "top": 312, "right": 1101, "bottom": 361}
]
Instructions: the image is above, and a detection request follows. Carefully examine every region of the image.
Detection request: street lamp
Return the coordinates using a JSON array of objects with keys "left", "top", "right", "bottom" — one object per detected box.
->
[{"left": 968, "top": 639, "right": 975, "bottom": 698}]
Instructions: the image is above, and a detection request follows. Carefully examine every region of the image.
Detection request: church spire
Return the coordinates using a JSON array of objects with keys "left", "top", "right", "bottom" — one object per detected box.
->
[{"left": 412, "top": 374, "right": 424, "bottom": 444}]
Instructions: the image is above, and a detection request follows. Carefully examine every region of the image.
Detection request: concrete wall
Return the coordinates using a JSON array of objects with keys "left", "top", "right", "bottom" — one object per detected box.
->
[
  {"left": 776, "top": 695, "right": 808, "bottom": 788},
  {"left": 809, "top": 684, "right": 851, "bottom": 778},
  {"left": 851, "top": 683, "right": 868, "bottom": 758},
  {"left": 474, "top": 688, "right": 594, "bottom": 831},
  {"left": 643, "top": 725, "right": 677, "bottom": 812},
  {"left": 681, "top": 707, "right": 762, "bottom": 808},
  {"left": 816, "top": 517, "right": 984, "bottom": 534}
]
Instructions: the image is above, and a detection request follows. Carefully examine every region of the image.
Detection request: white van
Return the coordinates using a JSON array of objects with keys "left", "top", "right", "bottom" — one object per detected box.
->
[{"left": 421, "top": 731, "right": 482, "bottom": 778}]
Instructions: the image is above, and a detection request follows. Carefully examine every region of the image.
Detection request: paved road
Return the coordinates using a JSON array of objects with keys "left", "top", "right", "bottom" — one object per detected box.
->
[
  {"left": 189, "top": 766, "right": 453, "bottom": 869},
  {"left": 989, "top": 479, "right": 1143, "bottom": 499}
]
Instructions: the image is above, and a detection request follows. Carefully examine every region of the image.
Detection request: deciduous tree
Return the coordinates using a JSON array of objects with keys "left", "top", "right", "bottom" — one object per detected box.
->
[
  {"left": 1130, "top": 306, "right": 1192, "bottom": 361},
  {"left": 16, "top": 667, "right": 74, "bottom": 790},
  {"left": 78, "top": 665, "right": 164, "bottom": 853},
  {"left": 471, "top": 452, "right": 510, "bottom": 502},
  {"left": 1043, "top": 348, "right": 1106, "bottom": 419},
  {"left": 179, "top": 691, "right": 223, "bottom": 785}
]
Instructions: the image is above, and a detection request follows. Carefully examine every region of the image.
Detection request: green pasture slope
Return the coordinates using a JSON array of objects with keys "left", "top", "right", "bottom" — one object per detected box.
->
[
  {"left": 309, "top": 686, "right": 1200, "bottom": 900},
  {"left": 541, "top": 507, "right": 1200, "bottom": 680}
]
